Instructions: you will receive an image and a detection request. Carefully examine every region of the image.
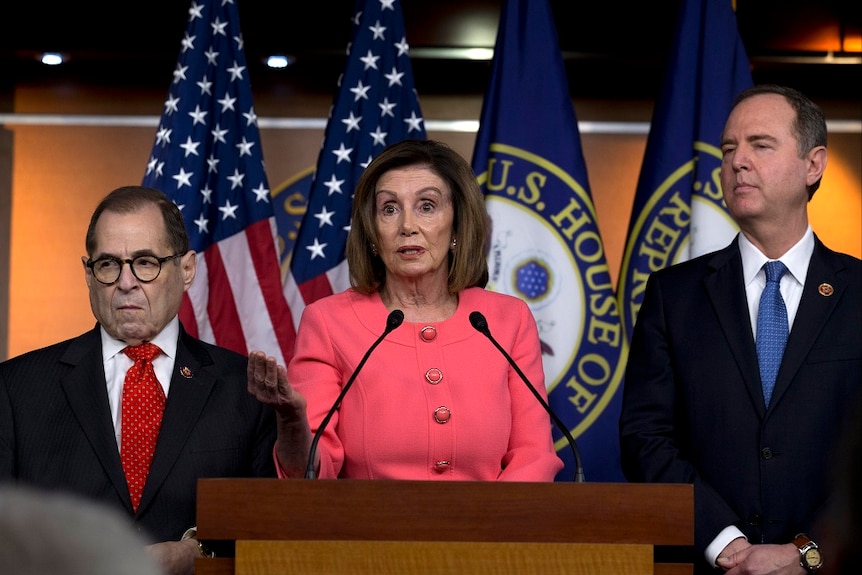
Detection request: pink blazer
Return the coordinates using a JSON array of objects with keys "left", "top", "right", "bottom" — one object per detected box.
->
[{"left": 288, "top": 287, "right": 563, "bottom": 480}]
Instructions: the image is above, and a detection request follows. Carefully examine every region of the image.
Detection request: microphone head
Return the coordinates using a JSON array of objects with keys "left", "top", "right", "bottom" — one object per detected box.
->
[
  {"left": 469, "top": 311, "right": 490, "bottom": 335},
  {"left": 387, "top": 309, "right": 405, "bottom": 330}
]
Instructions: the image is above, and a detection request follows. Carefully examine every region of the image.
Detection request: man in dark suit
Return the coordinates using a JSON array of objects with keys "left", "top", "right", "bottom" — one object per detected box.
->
[
  {"left": 620, "top": 84, "right": 861, "bottom": 575},
  {"left": 0, "top": 186, "right": 277, "bottom": 575}
]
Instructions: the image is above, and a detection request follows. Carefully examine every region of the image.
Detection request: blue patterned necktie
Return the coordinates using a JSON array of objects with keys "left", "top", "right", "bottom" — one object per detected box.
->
[{"left": 756, "top": 261, "right": 789, "bottom": 407}]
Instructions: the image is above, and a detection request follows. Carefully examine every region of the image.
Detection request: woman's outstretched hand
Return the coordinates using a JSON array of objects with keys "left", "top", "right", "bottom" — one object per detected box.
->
[
  {"left": 247, "top": 351, "right": 300, "bottom": 411},
  {"left": 247, "top": 350, "right": 313, "bottom": 477}
]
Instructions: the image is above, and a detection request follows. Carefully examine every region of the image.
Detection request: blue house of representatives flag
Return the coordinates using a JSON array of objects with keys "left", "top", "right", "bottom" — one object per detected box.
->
[
  {"left": 284, "top": 0, "right": 426, "bottom": 331},
  {"left": 617, "top": 0, "right": 753, "bottom": 341},
  {"left": 142, "top": 0, "right": 295, "bottom": 365},
  {"left": 472, "top": 0, "right": 626, "bottom": 482}
]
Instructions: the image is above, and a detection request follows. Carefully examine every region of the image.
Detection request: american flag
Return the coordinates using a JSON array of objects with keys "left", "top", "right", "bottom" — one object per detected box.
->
[
  {"left": 142, "top": 0, "right": 295, "bottom": 365},
  {"left": 283, "top": 0, "right": 426, "bottom": 329}
]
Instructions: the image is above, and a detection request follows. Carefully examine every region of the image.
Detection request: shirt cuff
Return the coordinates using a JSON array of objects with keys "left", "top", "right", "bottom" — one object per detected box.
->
[{"left": 705, "top": 525, "right": 747, "bottom": 567}]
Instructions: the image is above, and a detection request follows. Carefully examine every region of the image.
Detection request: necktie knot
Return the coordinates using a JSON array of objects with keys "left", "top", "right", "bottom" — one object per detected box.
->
[
  {"left": 764, "top": 260, "right": 787, "bottom": 284},
  {"left": 124, "top": 343, "right": 161, "bottom": 363}
]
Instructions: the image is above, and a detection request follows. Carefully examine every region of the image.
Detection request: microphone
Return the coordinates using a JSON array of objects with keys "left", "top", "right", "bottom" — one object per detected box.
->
[
  {"left": 469, "top": 310, "right": 586, "bottom": 482},
  {"left": 305, "top": 309, "right": 405, "bottom": 479}
]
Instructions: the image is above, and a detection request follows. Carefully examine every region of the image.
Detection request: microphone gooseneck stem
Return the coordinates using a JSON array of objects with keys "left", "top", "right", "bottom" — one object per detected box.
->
[
  {"left": 305, "top": 310, "right": 404, "bottom": 479},
  {"left": 469, "top": 311, "right": 585, "bottom": 482}
]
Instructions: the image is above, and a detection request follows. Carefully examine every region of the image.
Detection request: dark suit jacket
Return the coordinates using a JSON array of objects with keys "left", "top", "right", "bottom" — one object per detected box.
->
[
  {"left": 0, "top": 324, "right": 276, "bottom": 544},
  {"left": 619, "top": 235, "right": 861, "bottom": 567}
]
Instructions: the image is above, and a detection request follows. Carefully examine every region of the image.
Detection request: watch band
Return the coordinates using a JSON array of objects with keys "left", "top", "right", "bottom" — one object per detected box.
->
[{"left": 792, "top": 533, "right": 822, "bottom": 572}]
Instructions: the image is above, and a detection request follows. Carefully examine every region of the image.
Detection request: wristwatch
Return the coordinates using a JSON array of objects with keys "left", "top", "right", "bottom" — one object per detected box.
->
[
  {"left": 792, "top": 533, "right": 822, "bottom": 572},
  {"left": 181, "top": 526, "right": 216, "bottom": 558}
]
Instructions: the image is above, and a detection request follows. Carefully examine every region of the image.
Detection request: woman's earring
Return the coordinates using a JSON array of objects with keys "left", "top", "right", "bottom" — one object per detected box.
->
[
  {"left": 450, "top": 237, "right": 457, "bottom": 250},
  {"left": 371, "top": 243, "right": 378, "bottom": 256}
]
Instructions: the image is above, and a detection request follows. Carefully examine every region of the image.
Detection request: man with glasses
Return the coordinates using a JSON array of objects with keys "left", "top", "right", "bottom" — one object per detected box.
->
[{"left": 0, "top": 186, "right": 276, "bottom": 575}]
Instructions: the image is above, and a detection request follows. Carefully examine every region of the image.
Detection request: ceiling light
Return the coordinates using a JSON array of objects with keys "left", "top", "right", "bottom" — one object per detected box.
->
[
  {"left": 463, "top": 48, "right": 494, "bottom": 61},
  {"left": 409, "top": 47, "right": 494, "bottom": 60},
  {"left": 265, "top": 55, "right": 294, "bottom": 69},
  {"left": 40, "top": 52, "right": 64, "bottom": 66}
]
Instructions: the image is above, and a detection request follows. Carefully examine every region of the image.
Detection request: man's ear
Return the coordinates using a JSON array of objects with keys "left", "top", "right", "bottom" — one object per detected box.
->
[
  {"left": 806, "top": 145, "right": 827, "bottom": 188},
  {"left": 181, "top": 250, "right": 196, "bottom": 291},
  {"left": 82, "top": 256, "right": 94, "bottom": 288}
]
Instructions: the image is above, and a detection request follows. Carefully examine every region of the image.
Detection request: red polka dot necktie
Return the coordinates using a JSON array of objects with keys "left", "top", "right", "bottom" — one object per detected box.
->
[{"left": 121, "top": 343, "right": 165, "bottom": 512}]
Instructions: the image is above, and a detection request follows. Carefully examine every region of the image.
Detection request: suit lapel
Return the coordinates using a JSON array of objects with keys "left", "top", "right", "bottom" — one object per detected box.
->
[
  {"left": 59, "top": 326, "right": 132, "bottom": 509},
  {"left": 769, "top": 239, "right": 845, "bottom": 407},
  {"left": 703, "top": 242, "right": 767, "bottom": 414},
  {"left": 137, "top": 327, "right": 217, "bottom": 514}
]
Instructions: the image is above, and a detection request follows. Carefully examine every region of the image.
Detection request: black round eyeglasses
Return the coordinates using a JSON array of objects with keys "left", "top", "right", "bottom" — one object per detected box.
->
[{"left": 85, "top": 253, "right": 185, "bottom": 285}]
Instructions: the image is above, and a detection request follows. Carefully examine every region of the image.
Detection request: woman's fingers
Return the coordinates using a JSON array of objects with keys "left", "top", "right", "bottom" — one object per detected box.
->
[
  {"left": 247, "top": 352, "right": 269, "bottom": 388},
  {"left": 247, "top": 352, "right": 290, "bottom": 402}
]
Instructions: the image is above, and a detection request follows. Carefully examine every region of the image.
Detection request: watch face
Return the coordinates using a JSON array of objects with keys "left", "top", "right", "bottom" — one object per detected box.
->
[{"left": 804, "top": 548, "right": 822, "bottom": 567}]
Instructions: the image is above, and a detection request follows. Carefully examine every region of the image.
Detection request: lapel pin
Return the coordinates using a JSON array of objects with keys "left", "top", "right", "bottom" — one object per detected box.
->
[
  {"left": 180, "top": 366, "right": 193, "bottom": 378},
  {"left": 818, "top": 283, "right": 834, "bottom": 297}
]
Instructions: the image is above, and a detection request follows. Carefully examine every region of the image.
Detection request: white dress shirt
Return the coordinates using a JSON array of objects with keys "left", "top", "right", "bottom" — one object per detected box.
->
[{"left": 100, "top": 317, "right": 180, "bottom": 450}]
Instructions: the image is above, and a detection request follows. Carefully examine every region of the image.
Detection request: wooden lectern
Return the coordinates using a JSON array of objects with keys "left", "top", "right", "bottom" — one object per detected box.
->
[{"left": 195, "top": 479, "right": 693, "bottom": 575}]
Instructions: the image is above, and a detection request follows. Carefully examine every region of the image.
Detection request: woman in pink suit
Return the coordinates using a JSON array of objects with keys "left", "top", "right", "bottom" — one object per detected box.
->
[{"left": 248, "top": 139, "right": 562, "bottom": 481}]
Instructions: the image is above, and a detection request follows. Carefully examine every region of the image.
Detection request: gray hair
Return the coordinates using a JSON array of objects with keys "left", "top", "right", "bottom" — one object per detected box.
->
[{"left": 0, "top": 485, "right": 163, "bottom": 575}]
